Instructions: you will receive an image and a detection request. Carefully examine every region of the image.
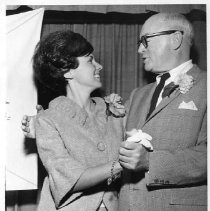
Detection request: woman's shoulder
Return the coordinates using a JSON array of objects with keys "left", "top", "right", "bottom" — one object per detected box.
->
[
  {"left": 48, "top": 96, "right": 72, "bottom": 110},
  {"left": 36, "top": 96, "right": 73, "bottom": 121},
  {"left": 92, "top": 96, "right": 106, "bottom": 106},
  {"left": 94, "top": 95, "right": 126, "bottom": 119}
]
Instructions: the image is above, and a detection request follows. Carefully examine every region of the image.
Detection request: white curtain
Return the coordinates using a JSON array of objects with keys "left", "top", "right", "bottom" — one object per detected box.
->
[{"left": 5, "top": 8, "right": 44, "bottom": 210}]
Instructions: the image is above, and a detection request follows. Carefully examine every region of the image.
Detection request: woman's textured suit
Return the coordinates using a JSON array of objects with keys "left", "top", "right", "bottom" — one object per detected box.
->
[{"left": 35, "top": 96, "right": 124, "bottom": 211}]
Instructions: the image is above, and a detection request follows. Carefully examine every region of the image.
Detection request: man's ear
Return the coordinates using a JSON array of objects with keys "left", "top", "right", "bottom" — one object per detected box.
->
[
  {"left": 64, "top": 69, "right": 74, "bottom": 79},
  {"left": 171, "top": 31, "right": 183, "bottom": 50}
]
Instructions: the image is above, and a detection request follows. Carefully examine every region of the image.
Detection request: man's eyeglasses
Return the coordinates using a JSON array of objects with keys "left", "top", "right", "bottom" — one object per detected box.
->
[{"left": 138, "top": 30, "right": 184, "bottom": 48}]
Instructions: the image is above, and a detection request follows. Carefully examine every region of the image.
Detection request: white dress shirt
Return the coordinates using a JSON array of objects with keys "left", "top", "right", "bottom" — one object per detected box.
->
[{"left": 156, "top": 60, "right": 193, "bottom": 107}]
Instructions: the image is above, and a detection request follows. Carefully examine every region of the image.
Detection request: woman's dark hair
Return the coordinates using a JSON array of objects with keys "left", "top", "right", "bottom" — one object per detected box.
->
[{"left": 33, "top": 30, "right": 94, "bottom": 94}]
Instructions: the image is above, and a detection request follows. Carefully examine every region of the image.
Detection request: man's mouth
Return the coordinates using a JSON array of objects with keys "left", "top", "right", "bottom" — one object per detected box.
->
[
  {"left": 142, "top": 57, "right": 149, "bottom": 63},
  {"left": 94, "top": 73, "right": 100, "bottom": 80}
]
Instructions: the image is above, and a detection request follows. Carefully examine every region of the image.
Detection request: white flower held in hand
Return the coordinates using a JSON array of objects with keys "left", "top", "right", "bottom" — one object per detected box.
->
[{"left": 126, "top": 129, "right": 153, "bottom": 151}]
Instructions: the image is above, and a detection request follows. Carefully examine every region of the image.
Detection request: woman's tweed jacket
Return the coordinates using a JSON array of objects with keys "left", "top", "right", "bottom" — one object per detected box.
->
[{"left": 35, "top": 96, "right": 124, "bottom": 211}]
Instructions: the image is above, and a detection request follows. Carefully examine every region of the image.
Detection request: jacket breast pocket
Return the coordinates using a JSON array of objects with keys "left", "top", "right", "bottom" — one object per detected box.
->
[
  {"left": 151, "top": 108, "right": 203, "bottom": 149},
  {"left": 170, "top": 106, "right": 202, "bottom": 117}
]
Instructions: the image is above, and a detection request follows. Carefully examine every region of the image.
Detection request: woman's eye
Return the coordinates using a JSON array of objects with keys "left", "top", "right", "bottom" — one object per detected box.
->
[{"left": 88, "top": 57, "right": 94, "bottom": 63}]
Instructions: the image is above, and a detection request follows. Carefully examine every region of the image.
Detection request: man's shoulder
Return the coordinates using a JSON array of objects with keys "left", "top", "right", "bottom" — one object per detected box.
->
[
  {"left": 191, "top": 65, "right": 207, "bottom": 89},
  {"left": 192, "top": 65, "right": 206, "bottom": 80},
  {"left": 132, "top": 82, "right": 155, "bottom": 96},
  {"left": 198, "top": 70, "right": 207, "bottom": 88},
  {"left": 126, "top": 82, "right": 155, "bottom": 106},
  {"left": 198, "top": 69, "right": 207, "bottom": 81}
]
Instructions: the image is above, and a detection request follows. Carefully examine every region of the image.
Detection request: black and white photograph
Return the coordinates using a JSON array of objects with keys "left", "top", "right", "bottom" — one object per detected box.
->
[{"left": 3, "top": 1, "right": 207, "bottom": 211}]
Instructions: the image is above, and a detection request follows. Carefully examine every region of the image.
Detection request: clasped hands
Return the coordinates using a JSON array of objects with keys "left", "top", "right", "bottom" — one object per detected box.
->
[{"left": 119, "top": 129, "right": 153, "bottom": 172}]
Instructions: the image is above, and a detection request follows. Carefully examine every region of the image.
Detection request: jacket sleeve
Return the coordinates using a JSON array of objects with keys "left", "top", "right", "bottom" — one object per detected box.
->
[
  {"left": 35, "top": 114, "right": 86, "bottom": 209},
  {"left": 145, "top": 108, "right": 207, "bottom": 187}
]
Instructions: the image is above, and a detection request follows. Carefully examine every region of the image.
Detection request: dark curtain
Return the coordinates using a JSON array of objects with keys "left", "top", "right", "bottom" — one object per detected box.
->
[{"left": 39, "top": 20, "right": 206, "bottom": 107}]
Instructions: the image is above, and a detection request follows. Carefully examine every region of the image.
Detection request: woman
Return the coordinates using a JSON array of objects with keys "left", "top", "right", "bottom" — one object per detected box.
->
[{"left": 26, "top": 30, "right": 125, "bottom": 211}]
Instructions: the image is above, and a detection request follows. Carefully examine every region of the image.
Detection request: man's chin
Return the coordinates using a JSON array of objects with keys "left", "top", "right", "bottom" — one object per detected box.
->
[
  {"left": 144, "top": 65, "right": 159, "bottom": 73},
  {"left": 144, "top": 66, "right": 153, "bottom": 72}
]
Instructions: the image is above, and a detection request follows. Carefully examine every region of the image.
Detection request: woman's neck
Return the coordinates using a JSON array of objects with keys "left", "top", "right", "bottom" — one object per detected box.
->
[{"left": 66, "top": 83, "right": 94, "bottom": 115}]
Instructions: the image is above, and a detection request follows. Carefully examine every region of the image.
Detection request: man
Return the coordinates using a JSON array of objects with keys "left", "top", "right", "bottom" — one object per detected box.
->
[{"left": 118, "top": 13, "right": 207, "bottom": 211}]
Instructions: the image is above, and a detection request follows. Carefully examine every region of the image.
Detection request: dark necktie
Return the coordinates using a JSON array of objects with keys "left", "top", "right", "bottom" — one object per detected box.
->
[{"left": 146, "top": 72, "right": 170, "bottom": 119}]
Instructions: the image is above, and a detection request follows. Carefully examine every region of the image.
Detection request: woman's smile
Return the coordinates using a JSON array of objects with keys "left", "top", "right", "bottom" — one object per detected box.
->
[{"left": 94, "top": 72, "right": 101, "bottom": 81}]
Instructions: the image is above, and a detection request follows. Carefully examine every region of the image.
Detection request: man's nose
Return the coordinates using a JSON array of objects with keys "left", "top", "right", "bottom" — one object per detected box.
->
[{"left": 138, "top": 43, "right": 146, "bottom": 54}]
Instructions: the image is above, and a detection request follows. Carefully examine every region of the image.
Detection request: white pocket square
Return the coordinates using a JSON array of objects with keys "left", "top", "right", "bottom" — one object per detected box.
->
[{"left": 178, "top": 101, "right": 198, "bottom": 110}]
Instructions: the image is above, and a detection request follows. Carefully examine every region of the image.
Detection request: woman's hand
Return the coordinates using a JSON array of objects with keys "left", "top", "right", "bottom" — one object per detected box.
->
[{"left": 21, "top": 105, "right": 43, "bottom": 138}]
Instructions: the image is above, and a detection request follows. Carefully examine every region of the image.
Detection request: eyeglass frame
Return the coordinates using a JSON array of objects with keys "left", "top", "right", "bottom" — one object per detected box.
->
[{"left": 138, "top": 30, "right": 184, "bottom": 48}]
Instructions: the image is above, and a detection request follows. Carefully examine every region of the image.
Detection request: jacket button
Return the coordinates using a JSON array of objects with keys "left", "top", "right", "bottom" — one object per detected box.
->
[
  {"left": 97, "top": 142, "right": 106, "bottom": 151},
  {"left": 154, "top": 179, "right": 159, "bottom": 183}
]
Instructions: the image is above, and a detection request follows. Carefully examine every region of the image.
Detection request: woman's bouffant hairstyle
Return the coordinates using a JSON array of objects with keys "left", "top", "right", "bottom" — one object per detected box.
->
[{"left": 33, "top": 30, "right": 94, "bottom": 93}]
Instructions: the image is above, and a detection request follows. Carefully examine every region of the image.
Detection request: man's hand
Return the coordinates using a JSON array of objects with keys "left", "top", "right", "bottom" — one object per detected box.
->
[
  {"left": 126, "top": 129, "right": 153, "bottom": 151},
  {"left": 119, "top": 141, "right": 149, "bottom": 172},
  {"left": 21, "top": 105, "right": 43, "bottom": 139}
]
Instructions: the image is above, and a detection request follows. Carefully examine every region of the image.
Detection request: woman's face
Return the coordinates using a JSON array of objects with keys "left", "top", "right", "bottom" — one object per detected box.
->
[{"left": 72, "top": 54, "right": 103, "bottom": 90}]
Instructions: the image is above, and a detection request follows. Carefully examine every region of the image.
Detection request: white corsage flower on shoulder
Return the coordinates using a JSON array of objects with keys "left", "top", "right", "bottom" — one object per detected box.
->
[
  {"left": 104, "top": 93, "right": 126, "bottom": 118},
  {"left": 174, "top": 73, "right": 194, "bottom": 94}
]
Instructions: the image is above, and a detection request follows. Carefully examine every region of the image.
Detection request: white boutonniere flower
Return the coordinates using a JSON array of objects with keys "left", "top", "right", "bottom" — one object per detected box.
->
[
  {"left": 174, "top": 73, "right": 194, "bottom": 94},
  {"left": 104, "top": 93, "right": 126, "bottom": 118},
  {"left": 126, "top": 129, "right": 153, "bottom": 151}
]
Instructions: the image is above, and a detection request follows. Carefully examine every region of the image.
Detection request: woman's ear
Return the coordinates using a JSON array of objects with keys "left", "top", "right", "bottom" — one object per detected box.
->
[
  {"left": 171, "top": 31, "right": 183, "bottom": 50},
  {"left": 64, "top": 69, "right": 74, "bottom": 80}
]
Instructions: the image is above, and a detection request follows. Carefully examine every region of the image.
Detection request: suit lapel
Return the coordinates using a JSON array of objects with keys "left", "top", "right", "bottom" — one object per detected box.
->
[
  {"left": 144, "top": 89, "right": 180, "bottom": 124},
  {"left": 142, "top": 65, "right": 200, "bottom": 125},
  {"left": 126, "top": 83, "right": 157, "bottom": 131},
  {"left": 137, "top": 83, "right": 156, "bottom": 129}
]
